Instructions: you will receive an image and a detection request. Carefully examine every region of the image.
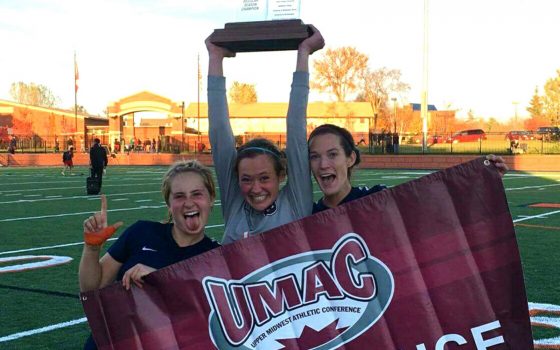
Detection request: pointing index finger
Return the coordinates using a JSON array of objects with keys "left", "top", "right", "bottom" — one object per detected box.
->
[{"left": 100, "top": 194, "right": 107, "bottom": 215}]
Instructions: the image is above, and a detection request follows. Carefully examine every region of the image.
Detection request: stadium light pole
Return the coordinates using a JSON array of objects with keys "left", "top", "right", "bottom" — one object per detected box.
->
[
  {"left": 421, "top": 0, "right": 430, "bottom": 152},
  {"left": 512, "top": 101, "right": 519, "bottom": 129},
  {"left": 197, "top": 53, "right": 201, "bottom": 152},
  {"left": 392, "top": 97, "right": 397, "bottom": 133}
]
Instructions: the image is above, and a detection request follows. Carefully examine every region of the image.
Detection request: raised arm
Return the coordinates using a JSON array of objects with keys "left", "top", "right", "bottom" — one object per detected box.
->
[
  {"left": 285, "top": 26, "right": 325, "bottom": 217},
  {"left": 296, "top": 25, "right": 325, "bottom": 72},
  {"left": 79, "top": 195, "right": 123, "bottom": 292},
  {"left": 205, "top": 37, "right": 241, "bottom": 222}
]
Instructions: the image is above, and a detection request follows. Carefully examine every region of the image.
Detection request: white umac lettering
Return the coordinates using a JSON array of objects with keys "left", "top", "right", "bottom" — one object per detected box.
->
[{"left": 408, "top": 320, "right": 504, "bottom": 350}]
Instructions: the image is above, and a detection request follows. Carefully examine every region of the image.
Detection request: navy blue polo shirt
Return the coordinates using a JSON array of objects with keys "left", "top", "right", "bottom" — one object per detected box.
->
[
  {"left": 108, "top": 220, "right": 220, "bottom": 280},
  {"left": 313, "top": 185, "right": 387, "bottom": 214}
]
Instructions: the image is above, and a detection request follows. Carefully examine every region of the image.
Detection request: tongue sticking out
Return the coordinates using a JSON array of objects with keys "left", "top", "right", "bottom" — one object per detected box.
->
[{"left": 185, "top": 215, "right": 200, "bottom": 232}]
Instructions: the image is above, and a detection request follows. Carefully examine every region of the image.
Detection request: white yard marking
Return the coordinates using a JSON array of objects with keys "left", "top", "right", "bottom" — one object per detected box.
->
[
  {"left": 135, "top": 199, "right": 152, "bottom": 203},
  {"left": 506, "top": 183, "right": 560, "bottom": 191},
  {"left": 0, "top": 318, "right": 87, "bottom": 343},
  {"left": 512, "top": 210, "right": 560, "bottom": 223},
  {"left": 0, "top": 255, "right": 73, "bottom": 273},
  {"left": 0, "top": 190, "right": 160, "bottom": 204},
  {"left": 0, "top": 224, "right": 224, "bottom": 256},
  {"left": 529, "top": 302, "right": 560, "bottom": 347},
  {"left": 0, "top": 182, "right": 162, "bottom": 194}
]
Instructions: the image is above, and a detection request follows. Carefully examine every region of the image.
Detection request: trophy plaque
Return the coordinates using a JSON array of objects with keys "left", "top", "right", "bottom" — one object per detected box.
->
[{"left": 210, "top": 0, "right": 312, "bottom": 52}]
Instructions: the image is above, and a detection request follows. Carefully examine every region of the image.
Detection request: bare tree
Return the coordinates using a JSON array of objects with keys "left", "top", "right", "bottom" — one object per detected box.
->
[
  {"left": 9, "top": 82, "right": 60, "bottom": 108},
  {"left": 311, "top": 47, "right": 369, "bottom": 102},
  {"left": 543, "top": 69, "right": 560, "bottom": 125},
  {"left": 229, "top": 81, "right": 257, "bottom": 104},
  {"left": 358, "top": 67, "right": 410, "bottom": 132}
]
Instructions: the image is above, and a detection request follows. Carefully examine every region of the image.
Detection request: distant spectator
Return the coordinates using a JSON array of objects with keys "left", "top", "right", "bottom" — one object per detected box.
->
[
  {"left": 62, "top": 146, "right": 75, "bottom": 175},
  {"left": 393, "top": 132, "right": 400, "bottom": 154},
  {"left": 385, "top": 132, "right": 393, "bottom": 153},
  {"left": 89, "top": 138, "right": 108, "bottom": 190},
  {"left": 54, "top": 138, "right": 60, "bottom": 153},
  {"left": 197, "top": 142, "right": 206, "bottom": 153},
  {"left": 8, "top": 136, "right": 16, "bottom": 154}
]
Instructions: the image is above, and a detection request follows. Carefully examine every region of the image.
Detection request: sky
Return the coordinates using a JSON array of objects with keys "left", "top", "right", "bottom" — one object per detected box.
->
[{"left": 1, "top": 0, "right": 559, "bottom": 122}]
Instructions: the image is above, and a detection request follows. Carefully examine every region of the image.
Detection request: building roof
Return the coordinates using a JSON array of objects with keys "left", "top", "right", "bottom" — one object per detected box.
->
[{"left": 0, "top": 99, "right": 104, "bottom": 119}]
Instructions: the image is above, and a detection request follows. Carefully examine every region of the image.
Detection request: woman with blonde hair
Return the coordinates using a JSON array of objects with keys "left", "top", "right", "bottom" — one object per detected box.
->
[{"left": 79, "top": 160, "right": 220, "bottom": 349}]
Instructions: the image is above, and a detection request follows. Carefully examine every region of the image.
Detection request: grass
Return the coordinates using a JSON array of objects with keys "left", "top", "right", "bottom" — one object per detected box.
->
[{"left": 0, "top": 165, "right": 559, "bottom": 349}]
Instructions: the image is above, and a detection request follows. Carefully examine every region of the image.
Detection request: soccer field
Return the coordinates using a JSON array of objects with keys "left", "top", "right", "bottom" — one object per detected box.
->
[{"left": 1, "top": 165, "right": 559, "bottom": 349}]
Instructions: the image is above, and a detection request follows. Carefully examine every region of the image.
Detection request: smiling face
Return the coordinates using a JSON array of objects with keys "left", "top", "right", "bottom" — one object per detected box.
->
[
  {"left": 309, "top": 133, "right": 356, "bottom": 207},
  {"left": 168, "top": 172, "right": 213, "bottom": 243},
  {"left": 238, "top": 154, "right": 282, "bottom": 212}
]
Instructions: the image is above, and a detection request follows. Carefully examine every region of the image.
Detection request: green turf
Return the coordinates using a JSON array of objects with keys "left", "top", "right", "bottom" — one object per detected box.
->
[{"left": 1, "top": 165, "right": 559, "bottom": 349}]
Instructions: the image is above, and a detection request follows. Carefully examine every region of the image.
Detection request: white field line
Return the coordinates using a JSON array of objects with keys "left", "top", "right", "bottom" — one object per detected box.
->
[
  {"left": 0, "top": 317, "right": 87, "bottom": 343},
  {"left": 0, "top": 182, "right": 162, "bottom": 194},
  {"left": 0, "top": 205, "right": 167, "bottom": 222},
  {"left": 0, "top": 191, "right": 165, "bottom": 204},
  {"left": 513, "top": 210, "right": 560, "bottom": 223},
  {"left": 0, "top": 224, "right": 225, "bottom": 256},
  {"left": 0, "top": 201, "right": 222, "bottom": 223},
  {"left": 506, "top": 183, "right": 560, "bottom": 191},
  {"left": 0, "top": 175, "right": 168, "bottom": 186}
]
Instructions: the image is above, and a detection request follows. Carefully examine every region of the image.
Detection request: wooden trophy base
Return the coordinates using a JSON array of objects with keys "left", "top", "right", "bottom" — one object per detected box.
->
[{"left": 210, "top": 19, "right": 312, "bottom": 53}]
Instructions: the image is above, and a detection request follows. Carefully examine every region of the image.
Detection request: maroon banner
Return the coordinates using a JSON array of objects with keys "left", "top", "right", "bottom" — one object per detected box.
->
[{"left": 81, "top": 158, "right": 533, "bottom": 349}]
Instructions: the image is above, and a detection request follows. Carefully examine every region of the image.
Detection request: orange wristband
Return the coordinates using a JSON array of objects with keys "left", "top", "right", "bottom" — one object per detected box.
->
[{"left": 84, "top": 226, "right": 117, "bottom": 246}]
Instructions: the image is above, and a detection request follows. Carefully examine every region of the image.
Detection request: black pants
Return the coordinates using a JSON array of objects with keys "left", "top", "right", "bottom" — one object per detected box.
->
[{"left": 91, "top": 167, "right": 103, "bottom": 187}]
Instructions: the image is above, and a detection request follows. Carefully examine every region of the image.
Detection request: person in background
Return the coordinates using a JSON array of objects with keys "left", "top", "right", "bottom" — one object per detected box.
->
[
  {"left": 89, "top": 138, "right": 108, "bottom": 189},
  {"left": 392, "top": 132, "right": 400, "bottom": 154},
  {"left": 8, "top": 135, "right": 16, "bottom": 154},
  {"left": 79, "top": 160, "right": 220, "bottom": 350},
  {"left": 205, "top": 26, "right": 324, "bottom": 244},
  {"left": 61, "top": 146, "right": 74, "bottom": 175},
  {"left": 308, "top": 124, "right": 509, "bottom": 213}
]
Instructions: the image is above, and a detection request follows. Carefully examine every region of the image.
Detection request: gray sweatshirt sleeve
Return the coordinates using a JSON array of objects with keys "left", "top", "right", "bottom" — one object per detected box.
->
[
  {"left": 284, "top": 71, "right": 313, "bottom": 218},
  {"left": 208, "top": 75, "right": 239, "bottom": 222}
]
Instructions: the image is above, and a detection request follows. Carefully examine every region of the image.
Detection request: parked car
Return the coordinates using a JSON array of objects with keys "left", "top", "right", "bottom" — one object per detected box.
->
[
  {"left": 536, "top": 126, "right": 560, "bottom": 141},
  {"left": 505, "top": 130, "right": 533, "bottom": 141},
  {"left": 446, "top": 129, "right": 487, "bottom": 143}
]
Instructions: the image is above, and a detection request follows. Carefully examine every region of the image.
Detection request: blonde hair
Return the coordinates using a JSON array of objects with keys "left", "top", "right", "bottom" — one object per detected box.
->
[{"left": 161, "top": 160, "right": 216, "bottom": 221}]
